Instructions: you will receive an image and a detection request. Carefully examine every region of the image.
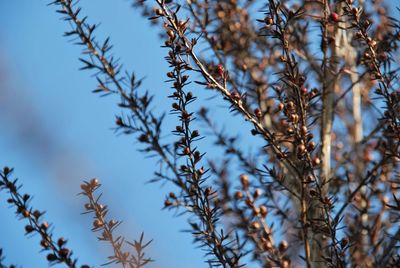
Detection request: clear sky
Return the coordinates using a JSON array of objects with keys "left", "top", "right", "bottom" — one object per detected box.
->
[{"left": 0, "top": 1, "right": 207, "bottom": 267}]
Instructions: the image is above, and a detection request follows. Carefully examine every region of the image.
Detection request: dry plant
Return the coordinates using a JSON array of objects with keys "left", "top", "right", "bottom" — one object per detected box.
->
[{"left": 1, "top": 0, "right": 400, "bottom": 267}]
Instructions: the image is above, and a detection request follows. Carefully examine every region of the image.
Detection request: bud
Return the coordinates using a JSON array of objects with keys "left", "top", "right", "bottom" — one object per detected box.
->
[
  {"left": 330, "top": 12, "right": 339, "bottom": 23},
  {"left": 155, "top": 8, "right": 163, "bottom": 16},
  {"left": 93, "top": 219, "right": 103, "bottom": 228},
  {"left": 251, "top": 221, "right": 261, "bottom": 229},
  {"left": 264, "top": 17, "right": 273, "bottom": 26},
  {"left": 234, "top": 191, "right": 243, "bottom": 200},
  {"left": 300, "top": 126, "right": 308, "bottom": 136},
  {"left": 253, "top": 188, "right": 262, "bottom": 199},
  {"left": 164, "top": 200, "right": 172, "bottom": 207},
  {"left": 260, "top": 205, "right": 268, "bottom": 217},
  {"left": 240, "top": 174, "right": 249, "bottom": 189},
  {"left": 25, "top": 225, "right": 34, "bottom": 233},
  {"left": 47, "top": 254, "right": 57, "bottom": 262},
  {"left": 279, "top": 240, "right": 288, "bottom": 252},
  {"left": 41, "top": 222, "right": 49, "bottom": 230},
  {"left": 307, "top": 141, "right": 316, "bottom": 151},
  {"left": 59, "top": 248, "right": 69, "bottom": 257}
]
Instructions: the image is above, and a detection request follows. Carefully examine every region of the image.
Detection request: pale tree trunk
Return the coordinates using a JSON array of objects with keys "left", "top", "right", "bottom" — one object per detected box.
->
[
  {"left": 309, "top": 2, "right": 339, "bottom": 266},
  {"left": 343, "top": 1, "right": 367, "bottom": 264}
]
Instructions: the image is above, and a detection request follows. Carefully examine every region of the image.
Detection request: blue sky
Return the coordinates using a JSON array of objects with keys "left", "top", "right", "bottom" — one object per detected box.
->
[{"left": 0, "top": 1, "right": 208, "bottom": 267}]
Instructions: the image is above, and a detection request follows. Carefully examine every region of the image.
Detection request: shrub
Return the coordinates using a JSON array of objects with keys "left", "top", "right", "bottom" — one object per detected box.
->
[{"left": 1, "top": 0, "right": 400, "bottom": 267}]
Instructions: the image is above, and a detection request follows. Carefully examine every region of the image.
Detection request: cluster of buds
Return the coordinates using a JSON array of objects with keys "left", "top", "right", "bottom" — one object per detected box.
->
[
  {"left": 164, "top": 192, "right": 177, "bottom": 207},
  {"left": 80, "top": 177, "right": 152, "bottom": 267},
  {"left": 235, "top": 175, "right": 268, "bottom": 219},
  {"left": 0, "top": 167, "right": 86, "bottom": 267}
]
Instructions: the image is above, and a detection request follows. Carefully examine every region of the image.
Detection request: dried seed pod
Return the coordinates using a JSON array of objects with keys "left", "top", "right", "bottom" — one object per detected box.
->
[
  {"left": 167, "top": 29, "right": 175, "bottom": 40},
  {"left": 290, "top": 114, "right": 299, "bottom": 123},
  {"left": 234, "top": 191, "right": 244, "bottom": 200},
  {"left": 286, "top": 101, "right": 294, "bottom": 110},
  {"left": 182, "top": 147, "right": 191, "bottom": 155},
  {"left": 307, "top": 141, "right": 316, "bottom": 151},
  {"left": 41, "top": 222, "right": 49, "bottom": 230},
  {"left": 245, "top": 198, "right": 254, "bottom": 208},
  {"left": 250, "top": 221, "right": 261, "bottom": 229},
  {"left": 297, "top": 144, "right": 306, "bottom": 154},
  {"left": 47, "top": 253, "right": 57, "bottom": 262},
  {"left": 252, "top": 206, "right": 260, "bottom": 216},
  {"left": 330, "top": 12, "right": 339, "bottom": 22},
  {"left": 264, "top": 17, "right": 273, "bottom": 26},
  {"left": 300, "top": 126, "right": 308, "bottom": 136},
  {"left": 253, "top": 188, "right": 262, "bottom": 199},
  {"left": 260, "top": 205, "right": 268, "bottom": 217},
  {"left": 155, "top": 8, "right": 163, "bottom": 16},
  {"left": 93, "top": 219, "right": 103, "bottom": 228},
  {"left": 25, "top": 225, "right": 34, "bottom": 233},
  {"left": 164, "top": 200, "right": 172, "bottom": 207},
  {"left": 240, "top": 174, "right": 249, "bottom": 189},
  {"left": 279, "top": 240, "right": 288, "bottom": 252},
  {"left": 230, "top": 91, "right": 241, "bottom": 101},
  {"left": 313, "top": 157, "right": 321, "bottom": 166}
]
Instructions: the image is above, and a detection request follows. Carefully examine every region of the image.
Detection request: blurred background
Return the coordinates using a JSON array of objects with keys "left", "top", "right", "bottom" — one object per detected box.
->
[{"left": 0, "top": 1, "right": 208, "bottom": 267}]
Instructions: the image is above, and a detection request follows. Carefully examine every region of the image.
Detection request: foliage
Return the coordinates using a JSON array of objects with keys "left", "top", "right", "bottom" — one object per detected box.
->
[{"left": 1, "top": 0, "right": 400, "bottom": 267}]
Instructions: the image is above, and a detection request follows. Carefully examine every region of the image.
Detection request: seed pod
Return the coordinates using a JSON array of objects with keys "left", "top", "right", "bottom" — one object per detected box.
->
[
  {"left": 300, "top": 126, "right": 308, "bottom": 136},
  {"left": 89, "top": 178, "right": 99, "bottom": 188},
  {"left": 264, "top": 17, "right": 273, "bottom": 26},
  {"left": 260, "top": 205, "right": 268, "bottom": 217},
  {"left": 230, "top": 91, "right": 241, "bottom": 101},
  {"left": 297, "top": 144, "right": 306, "bottom": 154},
  {"left": 330, "top": 12, "right": 339, "bottom": 23},
  {"left": 93, "top": 219, "right": 103, "bottom": 228},
  {"left": 167, "top": 29, "right": 175, "bottom": 40},
  {"left": 245, "top": 198, "right": 254, "bottom": 208},
  {"left": 279, "top": 240, "right": 288, "bottom": 252},
  {"left": 191, "top": 130, "right": 199, "bottom": 138},
  {"left": 234, "top": 191, "right": 243, "bottom": 200},
  {"left": 47, "top": 254, "right": 57, "bottom": 262},
  {"left": 164, "top": 200, "right": 172, "bottom": 207},
  {"left": 33, "top": 210, "right": 41, "bottom": 219},
  {"left": 25, "top": 225, "right": 34, "bottom": 233},
  {"left": 240, "top": 174, "right": 249, "bottom": 189},
  {"left": 22, "top": 209, "right": 30, "bottom": 218},
  {"left": 252, "top": 206, "right": 260, "bottom": 216},
  {"left": 253, "top": 188, "right": 262, "bottom": 199},
  {"left": 290, "top": 114, "right": 298, "bottom": 123},
  {"left": 41, "top": 222, "right": 49, "bottom": 230},
  {"left": 58, "top": 237, "right": 66, "bottom": 247},
  {"left": 41, "top": 239, "right": 49, "bottom": 249},
  {"left": 307, "top": 141, "right": 316, "bottom": 151},
  {"left": 155, "top": 8, "right": 163, "bottom": 16},
  {"left": 59, "top": 248, "right": 69, "bottom": 257},
  {"left": 251, "top": 221, "right": 261, "bottom": 229},
  {"left": 182, "top": 147, "right": 191, "bottom": 155}
]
